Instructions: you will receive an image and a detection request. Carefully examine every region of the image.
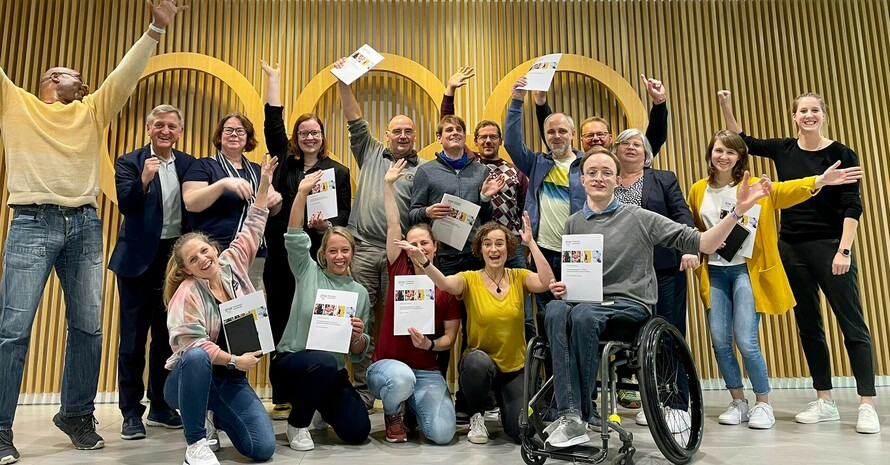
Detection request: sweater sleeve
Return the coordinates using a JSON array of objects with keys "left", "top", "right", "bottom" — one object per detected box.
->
[
  {"left": 333, "top": 163, "right": 352, "bottom": 226},
  {"left": 504, "top": 99, "right": 538, "bottom": 177},
  {"left": 739, "top": 132, "right": 787, "bottom": 160},
  {"left": 86, "top": 33, "right": 158, "bottom": 126},
  {"left": 535, "top": 101, "right": 552, "bottom": 147},
  {"left": 838, "top": 147, "right": 863, "bottom": 220},
  {"left": 440, "top": 94, "right": 455, "bottom": 119},
  {"left": 166, "top": 283, "right": 222, "bottom": 363},
  {"left": 347, "top": 117, "right": 382, "bottom": 167},
  {"left": 223, "top": 205, "right": 269, "bottom": 271},
  {"left": 408, "top": 165, "right": 432, "bottom": 224},
  {"left": 646, "top": 102, "right": 669, "bottom": 156},
  {"left": 347, "top": 288, "right": 372, "bottom": 363},
  {"left": 264, "top": 104, "right": 291, "bottom": 158},
  {"left": 770, "top": 176, "right": 818, "bottom": 210},
  {"left": 639, "top": 208, "right": 700, "bottom": 254},
  {"left": 285, "top": 227, "right": 318, "bottom": 280}
]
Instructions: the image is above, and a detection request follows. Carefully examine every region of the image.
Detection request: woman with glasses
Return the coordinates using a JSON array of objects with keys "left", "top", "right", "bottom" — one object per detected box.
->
[
  {"left": 260, "top": 61, "right": 353, "bottom": 420},
  {"left": 610, "top": 129, "right": 698, "bottom": 430},
  {"left": 182, "top": 112, "right": 283, "bottom": 289}
]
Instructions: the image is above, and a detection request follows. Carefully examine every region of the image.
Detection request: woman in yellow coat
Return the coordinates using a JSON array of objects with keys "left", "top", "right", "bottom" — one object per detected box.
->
[{"left": 687, "top": 130, "right": 861, "bottom": 430}]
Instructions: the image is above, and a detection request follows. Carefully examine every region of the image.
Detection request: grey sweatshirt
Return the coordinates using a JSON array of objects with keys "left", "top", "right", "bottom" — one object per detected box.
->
[
  {"left": 346, "top": 118, "right": 423, "bottom": 248},
  {"left": 564, "top": 202, "right": 700, "bottom": 309}
]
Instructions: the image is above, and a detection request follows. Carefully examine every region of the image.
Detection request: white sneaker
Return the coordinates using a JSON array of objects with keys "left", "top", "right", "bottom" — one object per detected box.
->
[
  {"left": 467, "top": 413, "right": 489, "bottom": 444},
  {"left": 311, "top": 411, "right": 328, "bottom": 430},
  {"left": 544, "top": 415, "right": 590, "bottom": 449},
  {"left": 635, "top": 410, "right": 647, "bottom": 426},
  {"left": 286, "top": 424, "right": 314, "bottom": 451},
  {"left": 795, "top": 399, "right": 840, "bottom": 424},
  {"left": 204, "top": 412, "right": 219, "bottom": 452},
  {"left": 718, "top": 399, "right": 750, "bottom": 425},
  {"left": 183, "top": 438, "right": 219, "bottom": 465},
  {"left": 856, "top": 404, "right": 881, "bottom": 434},
  {"left": 664, "top": 407, "right": 692, "bottom": 434},
  {"left": 747, "top": 402, "right": 776, "bottom": 430}
]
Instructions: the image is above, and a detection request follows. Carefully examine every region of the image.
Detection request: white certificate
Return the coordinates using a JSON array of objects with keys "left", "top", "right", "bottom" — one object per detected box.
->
[
  {"left": 306, "top": 168, "right": 338, "bottom": 220},
  {"left": 218, "top": 291, "right": 275, "bottom": 354},
  {"left": 330, "top": 44, "right": 385, "bottom": 85},
  {"left": 561, "top": 234, "right": 604, "bottom": 303},
  {"left": 393, "top": 275, "right": 435, "bottom": 335},
  {"left": 518, "top": 53, "right": 563, "bottom": 91},
  {"left": 720, "top": 199, "right": 761, "bottom": 259},
  {"left": 431, "top": 193, "right": 482, "bottom": 251},
  {"left": 306, "top": 289, "right": 359, "bottom": 354}
]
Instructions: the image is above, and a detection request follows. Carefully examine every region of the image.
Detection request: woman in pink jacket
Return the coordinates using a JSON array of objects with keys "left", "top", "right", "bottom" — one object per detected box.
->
[{"left": 162, "top": 157, "right": 278, "bottom": 465}]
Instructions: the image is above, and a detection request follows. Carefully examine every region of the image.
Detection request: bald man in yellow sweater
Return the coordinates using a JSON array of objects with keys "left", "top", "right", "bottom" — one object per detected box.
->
[{"left": 0, "top": 2, "right": 186, "bottom": 462}]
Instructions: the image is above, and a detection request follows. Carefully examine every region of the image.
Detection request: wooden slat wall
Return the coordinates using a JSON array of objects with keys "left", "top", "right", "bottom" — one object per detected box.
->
[{"left": 1, "top": 0, "right": 887, "bottom": 397}]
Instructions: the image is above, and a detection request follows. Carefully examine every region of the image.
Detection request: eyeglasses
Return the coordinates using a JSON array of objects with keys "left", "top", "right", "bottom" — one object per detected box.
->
[
  {"left": 618, "top": 141, "right": 644, "bottom": 149},
  {"left": 389, "top": 129, "right": 414, "bottom": 137},
  {"left": 581, "top": 132, "right": 610, "bottom": 140},
  {"left": 583, "top": 169, "right": 615, "bottom": 179},
  {"left": 222, "top": 127, "right": 247, "bottom": 136},
  {"left": 298, "top": 130, "right": 322, "bottom": 139},
  {"left": 476, "top": 134, "right": 501, "bottom": 141}
]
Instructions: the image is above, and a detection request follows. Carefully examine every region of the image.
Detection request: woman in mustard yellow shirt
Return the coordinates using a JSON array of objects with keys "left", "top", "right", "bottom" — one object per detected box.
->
[
  {"left": 402, "top": 216, "right": 553, "bottom": 445},
  {"left": 687, "top": 130, "right": 860, "bottom": 430}
]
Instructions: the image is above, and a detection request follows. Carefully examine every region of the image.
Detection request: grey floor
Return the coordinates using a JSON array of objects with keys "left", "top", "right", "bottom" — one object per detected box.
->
[{"left": 7, "top": 387, "right": 886, "bottom": 465}]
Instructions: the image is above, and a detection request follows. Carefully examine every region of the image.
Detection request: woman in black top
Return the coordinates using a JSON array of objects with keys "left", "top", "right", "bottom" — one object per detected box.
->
[{"left": 718, "top": 90, "right": 879, "bottom": 434}]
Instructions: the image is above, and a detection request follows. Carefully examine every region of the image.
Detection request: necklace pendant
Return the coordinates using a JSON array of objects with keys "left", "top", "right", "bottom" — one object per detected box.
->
[{"left": 496, "top": 287, "right": 501, "bottom": 293}]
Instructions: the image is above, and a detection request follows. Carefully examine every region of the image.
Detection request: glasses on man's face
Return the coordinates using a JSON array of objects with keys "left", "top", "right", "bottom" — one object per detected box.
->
[
  {"left": 583, "top": 169, "right": 615, "bottom": 179},
  {"left": 389, "top": 129, "right": 414, "bottom": 137},
  {"left": 298, "top": 130, "right": 322, "bottom": 139},
  {"left": 618, "top": 141, "right": 644, "bottom": 150},
  {"left": 222, "top": 127, "right": 247, "bottom": 136},
  {"left": 581, "top": 132, "right": 610, "bottom": 140},
  {"left": 476, "top": 134, "right": 501, "bottom": 141}
]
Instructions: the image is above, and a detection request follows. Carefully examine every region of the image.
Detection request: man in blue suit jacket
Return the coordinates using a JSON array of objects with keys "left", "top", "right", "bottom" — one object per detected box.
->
[{"left": 108, "top": 104, "right": 195, "bottom": 440}]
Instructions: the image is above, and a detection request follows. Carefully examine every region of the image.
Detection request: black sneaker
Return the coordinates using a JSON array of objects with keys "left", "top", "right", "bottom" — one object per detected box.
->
[
  {"left": 53, "top": 412, "right": 105, "bottom": 450},
  {"left": 120, "top": 415, "right": 146, "bottom": 440},
  {"left": 0, "top": 429, "right": 20, "bottom": 464},
  {"left": 146, "top": 409, "right": 183, "bottom": 429},
  {"left": 455, "top": 411, "right": 470, "bottom": 427}
]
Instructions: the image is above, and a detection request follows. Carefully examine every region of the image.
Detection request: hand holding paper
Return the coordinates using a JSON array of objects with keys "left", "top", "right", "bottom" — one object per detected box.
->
[{"left": 330, "top": 44, "right": 385, "bottom": 85}]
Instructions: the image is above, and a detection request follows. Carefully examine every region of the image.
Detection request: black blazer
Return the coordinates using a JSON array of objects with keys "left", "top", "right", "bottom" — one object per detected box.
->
[
  {"left": 108, "top": 145, "right": 195, "bottom": 277},
  {"left": 641, "top": 167, "right": 694, "bottom": 272}
]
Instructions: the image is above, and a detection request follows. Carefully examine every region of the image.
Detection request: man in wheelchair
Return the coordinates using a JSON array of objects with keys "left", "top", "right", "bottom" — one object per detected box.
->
[{"left": 541, "top": 148, "right": 770, "bottom": 449}]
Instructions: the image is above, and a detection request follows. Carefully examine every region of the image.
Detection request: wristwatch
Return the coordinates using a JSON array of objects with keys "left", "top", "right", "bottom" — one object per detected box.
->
[
  {"left": 226, "top": 354, "right": 237, "bottom": 370},
  {"left": 838, "top": 248, "right": 851, "bottom": 257}
]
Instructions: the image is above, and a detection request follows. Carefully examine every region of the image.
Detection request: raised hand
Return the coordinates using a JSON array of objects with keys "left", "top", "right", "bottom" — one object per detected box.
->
[
  {"left": 298, "top": 170, "right": 324, "bottom": 195},
  {"left": 717, "top": 90, "right": 732, "bottom": 108},
  {"left": 147, "top": 0, "right": 187, "bottom": 29},
  {"left": 394, "top": 239, "right": 428, "bottom": 265},
  {"left": 333, "top": 57, "right": 349, "bottom": 69},
  {"left": 481, "top": 173, "right": 506, "bottom": 198},
  {"left": 260, "top": 60, "right": 280, "bottom": 79},
  {"left": 518, "top": 211, "right": 534, "bottom": 245},
  {"left": 259, "top": 155, "right": 278, "bottom": 189},
  {"left": 384, "top": 159, "right": 407, "bottom": 185},
  {"left": 446, "top": 67, "right": 476, "bottom": 94},
  {"left": 816, "top": 160, "right": 863, "bottom": 188},
  {"left": 735, "top": 171, "right": 771, "bottom": 214},
  {"left": 512, "top": 77, "right": 529, "bottom": 101},
  {"left": 640, "top": 74, "right": 666, "bottom": 104},
  {"left": 532, "top": 91, "right": 548, "bottom": 106}
]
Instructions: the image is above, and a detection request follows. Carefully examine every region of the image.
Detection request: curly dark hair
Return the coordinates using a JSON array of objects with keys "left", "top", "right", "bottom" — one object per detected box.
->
[{"left": 471, "top": 221, "right": 519, "bottom": 261}]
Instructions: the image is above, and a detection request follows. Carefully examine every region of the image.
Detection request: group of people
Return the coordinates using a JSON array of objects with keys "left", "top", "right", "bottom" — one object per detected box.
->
[{"left": 0, "top": 1, "right": 881, "bottom": 464}]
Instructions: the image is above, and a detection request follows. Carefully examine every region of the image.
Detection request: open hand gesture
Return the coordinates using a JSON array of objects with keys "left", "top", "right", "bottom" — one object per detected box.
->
[
  {"left": 447, "top": 67, "right": 476, "bottom": 93},
  {"left": 385, "top": 159, "right": 407, "bottom": 185},
  {"left": 260, "top": 60, "right": 280, "bottom": 79},
  {"left": 394, "top": 239, "right": 428, "bottom": 266},
  {"left": 298, "top": 170, "right": 323, "bottom": 195},
  {"left": 481, "top": 173, "right": 506, "bottom": 198},
  {"left": 816, "top": 160, "right": 863, "bottom": 187},
  {"left": 735, "top": 171, "right": 771, "bottom": 214},
  {"left": 518, "top": 211, "right": 534, "bottom": 245}
]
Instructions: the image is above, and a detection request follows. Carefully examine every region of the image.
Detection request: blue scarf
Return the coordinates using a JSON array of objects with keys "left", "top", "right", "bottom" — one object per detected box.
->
[{"left": 439, "top": 150, "right": 470, "bottom": 170}]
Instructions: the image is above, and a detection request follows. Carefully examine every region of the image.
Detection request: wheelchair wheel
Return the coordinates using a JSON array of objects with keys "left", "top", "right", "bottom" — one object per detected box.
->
[{"left": 636, "top": 317, "right": 703, "bottom": 465}]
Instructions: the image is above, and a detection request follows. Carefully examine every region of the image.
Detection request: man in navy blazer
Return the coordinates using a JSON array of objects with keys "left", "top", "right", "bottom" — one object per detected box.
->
[{"left": 108, "top": 104, "right": 195, "bottom": 440}]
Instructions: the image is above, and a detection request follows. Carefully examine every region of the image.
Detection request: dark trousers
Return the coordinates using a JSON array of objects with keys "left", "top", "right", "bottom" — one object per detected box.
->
[
  {"left": 459, "top": 350, "right": 524, "bottom": 443},
  {"left": 779, "top": 238, "right": 876, "bottom": 396},
  {"left": 270, "top": 350, "right": 371, "bottom": 444},
  {"left": 532, "top": 247, "right": 564, "bottom": 339},
  {"left": 116, "top": 238, "right": 176, "bottom": 419},
  {"left": 263, "top": 251, "right": 295, "bottom": 404}
]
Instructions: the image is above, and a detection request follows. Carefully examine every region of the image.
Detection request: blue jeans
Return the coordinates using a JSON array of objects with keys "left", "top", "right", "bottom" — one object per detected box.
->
[
  {"left": 545, "top": 299, "right": 648, "bottom": 420},
  {"left": 708, "top": 264, "right": 770, "bottom": 396},
  {"left": 368, "top": 359, "right": 456, "bottom": 445},
  {"left": 164, "top": 349, "right": 275, "bottom": 461},
  {"left": 0, "top": 205, "right": 103, "bottom": 429}
]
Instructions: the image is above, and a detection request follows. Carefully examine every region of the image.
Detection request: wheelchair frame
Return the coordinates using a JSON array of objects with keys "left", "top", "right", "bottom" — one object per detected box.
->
[{"left": 519, "top": 315, "right": 704, "bottom": 465}]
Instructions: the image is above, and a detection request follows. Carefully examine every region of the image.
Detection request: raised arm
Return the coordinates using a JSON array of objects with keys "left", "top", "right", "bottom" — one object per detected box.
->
[
  {"left": 288, "top": 170, "right": 324, "bottom": 228},
  {"left": 503, "top": 78, "right": 539, "bottom": 176},
  {"left": 641, "top": 74, "right": 669, "bottom": 156},
  {"left": 332, "top": 57, "right": 363, "bottom": 121},
  {"left": 717, "top": 90, "right": 743, "bottom": 134},
  {"left": 533, "top": 91, "right": 551, "bottom": 147},
  {"left": 260, "top": 60, "right": 282, "bottom": 107},
  {"left": 520, "top": 212, "right": 553, "bottom": 292},
  {"left": 398, "top": 241, "right": 466, "bottom": 296},
  {"left": 440, "top": 67, "right": 475, "bottom": 119},
  {"left": 384, "top": 160, "right": 408, "bottom": 263}
]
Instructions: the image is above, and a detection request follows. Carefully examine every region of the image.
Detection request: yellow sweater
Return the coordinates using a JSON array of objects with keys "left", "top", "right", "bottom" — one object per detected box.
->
[
  {"left": 0, "top": 34, "right": 158, "bottom": 207},
  {"left": 687, "top": 176, "right": 819, "bottom": 315}
]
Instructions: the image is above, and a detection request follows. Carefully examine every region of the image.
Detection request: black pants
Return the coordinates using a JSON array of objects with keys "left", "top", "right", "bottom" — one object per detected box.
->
[
  {"left": 263, "top": 247, "right": 296, "bottom": 404},
  {"left": 116, "top": 238, "right": 176, "bottom": 419},
  {"left": 270, "top": 350, "right": 371, "bottom": 443},
  {"left": 779, "top": 238, "right": 876, "bottom": 396},
  {"left": 459, "top": 350, "right": 524, "bottom": 443}
]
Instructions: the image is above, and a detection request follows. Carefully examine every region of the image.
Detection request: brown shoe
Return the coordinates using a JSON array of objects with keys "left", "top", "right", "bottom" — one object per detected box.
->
[{"left": 384, "top": 412, "right": 408, "bottom": 443}]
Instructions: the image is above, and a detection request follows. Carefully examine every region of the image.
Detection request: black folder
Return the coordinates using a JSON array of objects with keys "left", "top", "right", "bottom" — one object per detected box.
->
[{"left": 715, "top": 223, "right": 751, "bottom": 261}]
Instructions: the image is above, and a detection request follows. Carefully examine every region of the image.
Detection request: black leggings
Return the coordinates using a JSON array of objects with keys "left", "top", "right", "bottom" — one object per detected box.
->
[{"left": 779, "top": 238, "right": 876, "bottom": 397}]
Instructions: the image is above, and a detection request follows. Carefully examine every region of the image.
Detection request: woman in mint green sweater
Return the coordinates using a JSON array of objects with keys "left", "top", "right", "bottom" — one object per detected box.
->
[{"left": 269, "top": 170, "right": 371, "bottom": 451}]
